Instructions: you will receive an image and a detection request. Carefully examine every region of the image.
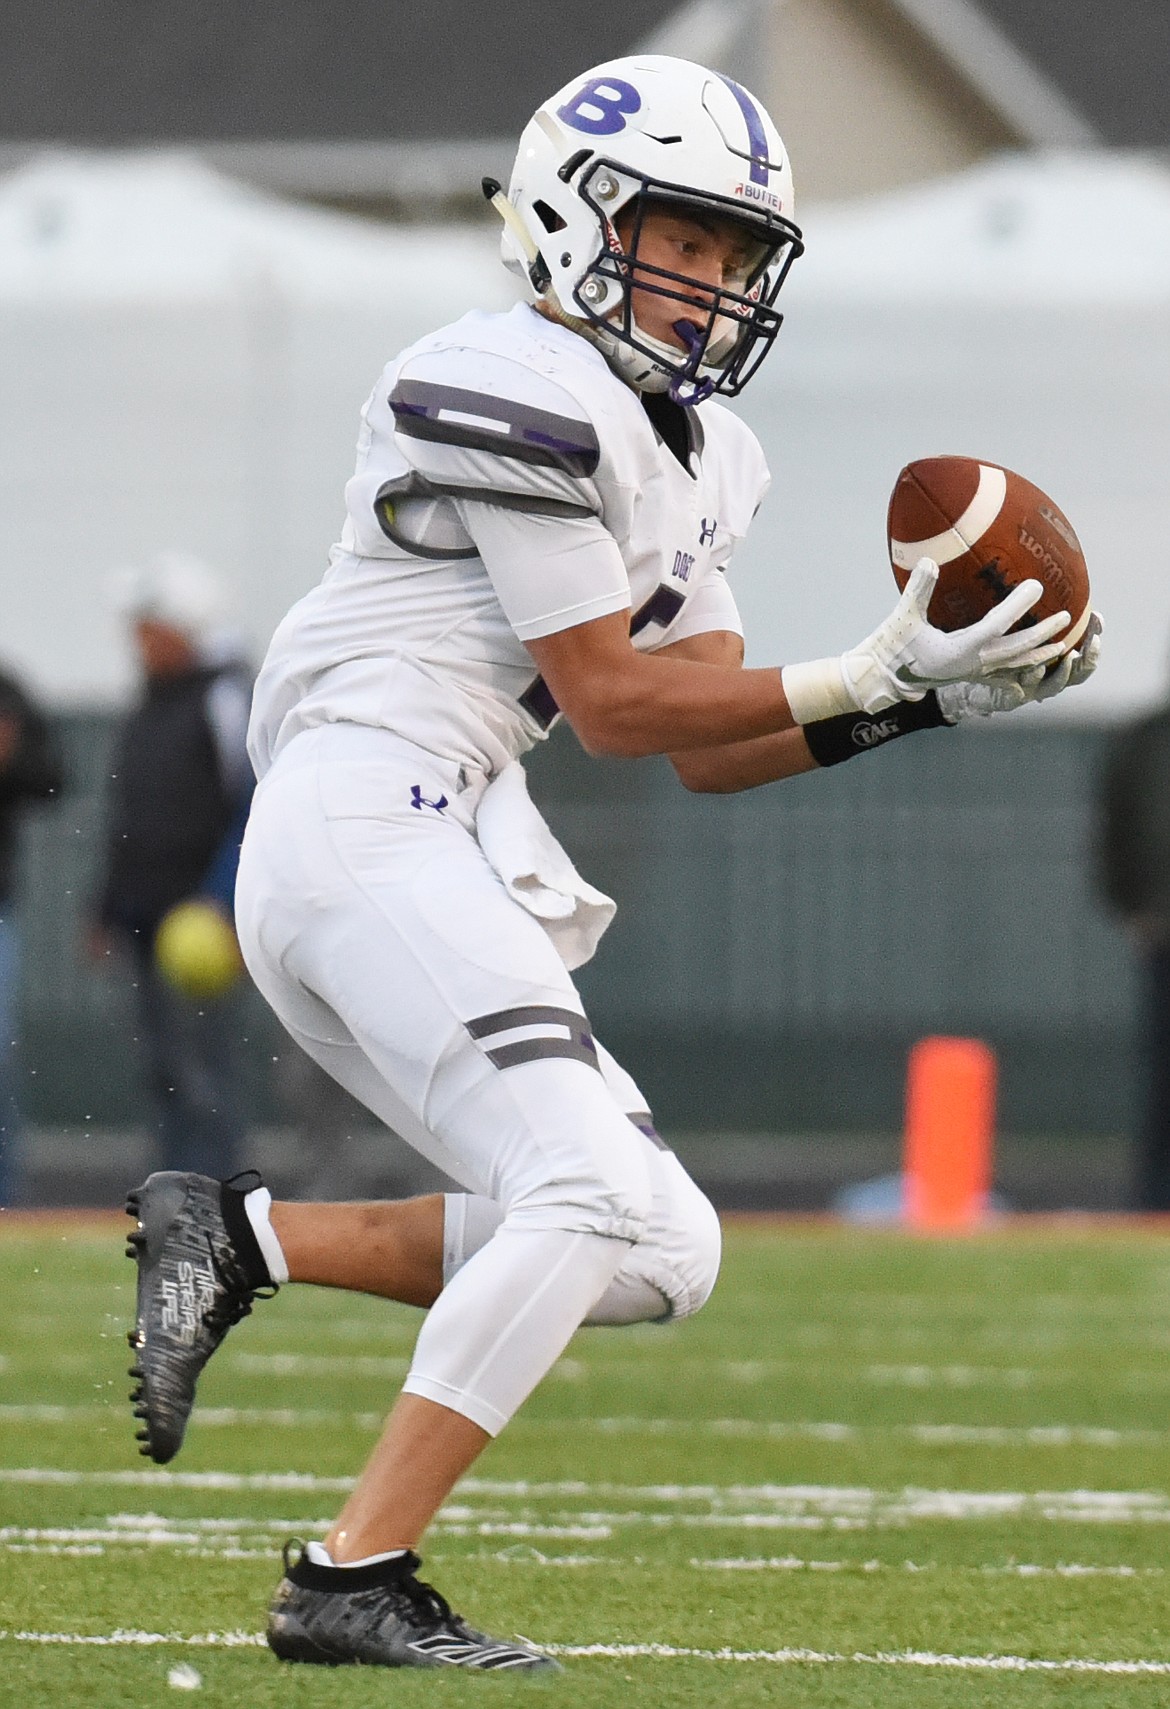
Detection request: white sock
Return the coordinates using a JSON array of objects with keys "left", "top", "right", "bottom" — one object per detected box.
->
[
  {"left": 304, "top": 1540, "right": 408, "bottom": 1569},
  {"left": 243, "top": 1187, "right": 290, "bottom": 1285}
]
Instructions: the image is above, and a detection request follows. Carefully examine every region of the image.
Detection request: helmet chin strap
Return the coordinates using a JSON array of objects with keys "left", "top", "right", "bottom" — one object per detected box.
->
[
  {"left": 535, "top": 293, "right": 667, "bottom": 390},
  {"left": 547, "top": 303, "right": 718, "bottom": 406},
  {"left": 534, "top": 293, "right": 594, "bottom": 340},
  {"left": 482, "top": 179, "right": 551, "bottom": 294}
]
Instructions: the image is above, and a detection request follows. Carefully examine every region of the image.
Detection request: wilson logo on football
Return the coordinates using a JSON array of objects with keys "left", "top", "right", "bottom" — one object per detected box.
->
[
  {"left": 1037, "top": 502, "right": 1082, "bottom": 553},
  {"left": 1017, "top": 529, "right": 1077, "bottom": 606}
]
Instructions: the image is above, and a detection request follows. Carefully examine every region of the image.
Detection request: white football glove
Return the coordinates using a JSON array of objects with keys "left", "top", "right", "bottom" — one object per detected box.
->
[
  {"left": 936, "top": 611, "right": 1103, "bottom": 723},
  {"left": 782, "top": 558, "right": 1071, "bottom": 724}
]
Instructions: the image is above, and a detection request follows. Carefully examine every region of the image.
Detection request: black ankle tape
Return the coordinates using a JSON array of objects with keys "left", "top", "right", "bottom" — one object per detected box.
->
[
  {"left": 218, "top": 1174, "right": 274, "bottom": 1291},
  {"left": 288, "top": 1548, "right": 420, "bottom": 1593}
]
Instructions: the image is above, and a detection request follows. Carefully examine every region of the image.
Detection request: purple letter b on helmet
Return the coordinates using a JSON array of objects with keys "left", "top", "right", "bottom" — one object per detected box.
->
[{"left": 557, "top": 77, "right": 641, "bottom": 136}]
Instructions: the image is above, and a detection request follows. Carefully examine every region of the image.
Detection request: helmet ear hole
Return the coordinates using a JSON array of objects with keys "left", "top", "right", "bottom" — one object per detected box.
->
[{"left": 532, "top": 199, "right": 568, "bottom": 234}]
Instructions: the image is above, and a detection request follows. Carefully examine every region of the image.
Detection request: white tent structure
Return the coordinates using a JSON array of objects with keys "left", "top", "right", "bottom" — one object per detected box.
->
[
  {"left": 733, "top": 151, "right": 1170, "bottom": 720},
  {"left": 1, "top": 148, "right": 1167, "bottom": 716},
  {"left": 0, "top": 152, "right": 514, "bottom": 704}
]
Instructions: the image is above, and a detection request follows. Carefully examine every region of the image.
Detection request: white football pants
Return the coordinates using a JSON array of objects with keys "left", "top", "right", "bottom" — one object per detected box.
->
[{"left": 235, "top": 724, "right": 721, "bottom": 1435}]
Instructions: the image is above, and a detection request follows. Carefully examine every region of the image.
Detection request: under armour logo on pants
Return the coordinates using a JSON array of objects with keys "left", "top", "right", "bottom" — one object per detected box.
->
[{"left": 410, "top": 785, "right": 449, "bottom": 813}]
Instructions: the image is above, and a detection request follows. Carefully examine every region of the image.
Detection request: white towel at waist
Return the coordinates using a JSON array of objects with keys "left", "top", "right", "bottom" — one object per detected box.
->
[{"left": 475, "top": 760, "right": 616, "bottom": 971}]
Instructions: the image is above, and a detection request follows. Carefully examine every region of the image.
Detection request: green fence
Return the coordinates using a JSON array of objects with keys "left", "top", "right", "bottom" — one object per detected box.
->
[{"left": 12, "top": 711, "right": 1136, "bottom": 1136}]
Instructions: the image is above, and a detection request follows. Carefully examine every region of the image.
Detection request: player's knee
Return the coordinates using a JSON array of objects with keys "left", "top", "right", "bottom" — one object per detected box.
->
[
  {"left": 587, "top": 1176, "right": 722, "bottom": 1327},
  {"left": 659, "top": 1175, "right": 722, "bottom": 1320},
  {"left": 509, "top": 1147, "right": 654, "bottom": 1245},
  {"left": 594, "top": 1172, "right": 723, "bottom": 1324}
]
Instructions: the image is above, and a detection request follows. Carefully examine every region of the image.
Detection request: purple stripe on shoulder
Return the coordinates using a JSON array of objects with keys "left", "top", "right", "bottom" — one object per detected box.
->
[{"left": 523, "top": 427, "right": 592, "bottom": 456}]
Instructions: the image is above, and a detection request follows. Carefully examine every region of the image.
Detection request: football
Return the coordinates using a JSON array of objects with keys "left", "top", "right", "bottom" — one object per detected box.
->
[{"left": 887, "top": 456, "right": 1092, "bottom": 652}]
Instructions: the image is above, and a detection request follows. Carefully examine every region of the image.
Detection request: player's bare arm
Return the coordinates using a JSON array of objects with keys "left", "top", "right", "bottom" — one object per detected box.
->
[
  {"left": 657, "top": 630, "right": 819, "bottom": 791},
  {"left": 524, "top": 608, "right": 799, "bottom": 758},
  {"left": 526, "top": 618, "right": 816, "bottom": 788},
  {"left": 527, "top": 557, "right": 1075, "bottom": 768}
]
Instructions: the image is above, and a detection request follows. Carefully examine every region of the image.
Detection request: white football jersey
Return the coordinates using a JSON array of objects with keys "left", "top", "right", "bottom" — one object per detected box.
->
[{"left": 248, "top": 302, "right": 770, "bottom": 780}]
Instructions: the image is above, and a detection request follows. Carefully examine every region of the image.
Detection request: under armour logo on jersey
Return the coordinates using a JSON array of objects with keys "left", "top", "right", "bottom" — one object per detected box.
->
[
  {"left": 699, "top": 516, "right": 718, "bottom": 546},
  {"left": 410, "top": 785, "right": 449, "bottom": 813}
]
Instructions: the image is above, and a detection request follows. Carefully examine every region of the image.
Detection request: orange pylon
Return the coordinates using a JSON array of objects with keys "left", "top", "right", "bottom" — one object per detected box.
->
[{"left": 903, "top": 1036, "right": 997, "bottom": 1229}]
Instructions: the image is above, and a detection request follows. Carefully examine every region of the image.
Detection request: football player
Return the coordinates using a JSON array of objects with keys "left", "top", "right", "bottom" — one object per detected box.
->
[{"left": 125, "top": 55, "right": 1100, "bottom": 1671}]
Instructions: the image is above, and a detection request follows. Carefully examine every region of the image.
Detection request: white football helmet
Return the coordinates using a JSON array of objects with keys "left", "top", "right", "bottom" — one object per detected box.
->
[{"left": 488, "top": 55, "right": 803, "bottom": 405}]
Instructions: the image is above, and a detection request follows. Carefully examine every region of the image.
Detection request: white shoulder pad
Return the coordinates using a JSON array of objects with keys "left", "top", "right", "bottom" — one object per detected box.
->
[{"left": 385, "top": 336, "right": 603, "bottom": 520}]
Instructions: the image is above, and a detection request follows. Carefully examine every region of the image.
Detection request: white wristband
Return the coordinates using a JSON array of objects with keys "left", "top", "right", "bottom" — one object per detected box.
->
[{"left": 780, "top": 658, "right": 858, "bottom": 726}]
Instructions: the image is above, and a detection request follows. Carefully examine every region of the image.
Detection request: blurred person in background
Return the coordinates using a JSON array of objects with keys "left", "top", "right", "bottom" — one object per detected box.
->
[
  {"left": 0, "top": 663, "right": 64, "bottom": 1206},
  {"left": 1097, "top": 690, "right": 1170, "bottom": 1210},
  {"left": 90, "top": 553, "right": 253, "bottom": 1180},
  {"left": 273, "top": 1045, "right": 379, "bottom": 1200}
]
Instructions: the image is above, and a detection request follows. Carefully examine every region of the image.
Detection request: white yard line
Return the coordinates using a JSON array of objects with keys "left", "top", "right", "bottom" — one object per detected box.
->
[
  {"left": 551, "top": 1417, "right": 1170, "bottom": 1448},
  {"left": 457, "top": 1477, "right": 1144, "bottom": 1502},
  {"left": 0, "top": 1631, "right": 266, "bottom": 1648},
  {"left": 224, "top": 1352, "right": 586, "bottom": 1382},
  {"left": 230, "top": 1354, "right": 409, "bottom": 1379},
  {"left": 693, "top": 1556, "right": 1165, "bottom": 1577},
  {"left": 546, "top": 1644, "right": 1170, "bottom": 1673},
  {"left": 0, "top": 1405, "right": 385, "bottom": 1429},
  {"left": 4, "top": 1469, "right": 1170, "bottom": 1526},
  {"left": 2, "top": 1526, "right": 1162, "bottom": 1581},
  {"left": 16, "top": 1345, "right": 1150, "bottom": 1388},
  {"left": 0, "top": 1468, "right": 356, "bottom": 1492},
  {"left": 907, "top": 1423, "right": 1168, "bottom": 1447},
  {"left": 7, "top": 1406, "right": 1167, "bottom": 1449},
  {"left": 1, "top": 1630, "right": 1168, "bottom": 1673}
]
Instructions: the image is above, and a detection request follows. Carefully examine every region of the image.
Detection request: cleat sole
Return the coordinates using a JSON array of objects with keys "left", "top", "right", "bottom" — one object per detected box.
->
[{"left": 268, "top": 1631, "right": 350, "bottom": 1667}]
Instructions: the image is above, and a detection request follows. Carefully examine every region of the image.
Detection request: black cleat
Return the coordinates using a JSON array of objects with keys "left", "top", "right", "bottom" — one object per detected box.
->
[
  {"left": 124, "top": 1170, "right": 275, "bottom": 1463},
  {"left": 267, "top": 1543, "right": 560, "bottom": 1672}
]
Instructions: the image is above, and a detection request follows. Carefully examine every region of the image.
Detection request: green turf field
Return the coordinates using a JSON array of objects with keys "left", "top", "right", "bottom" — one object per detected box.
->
[{"left": 2, "top": 1215, "right": 1169, "bottom": 1706}]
